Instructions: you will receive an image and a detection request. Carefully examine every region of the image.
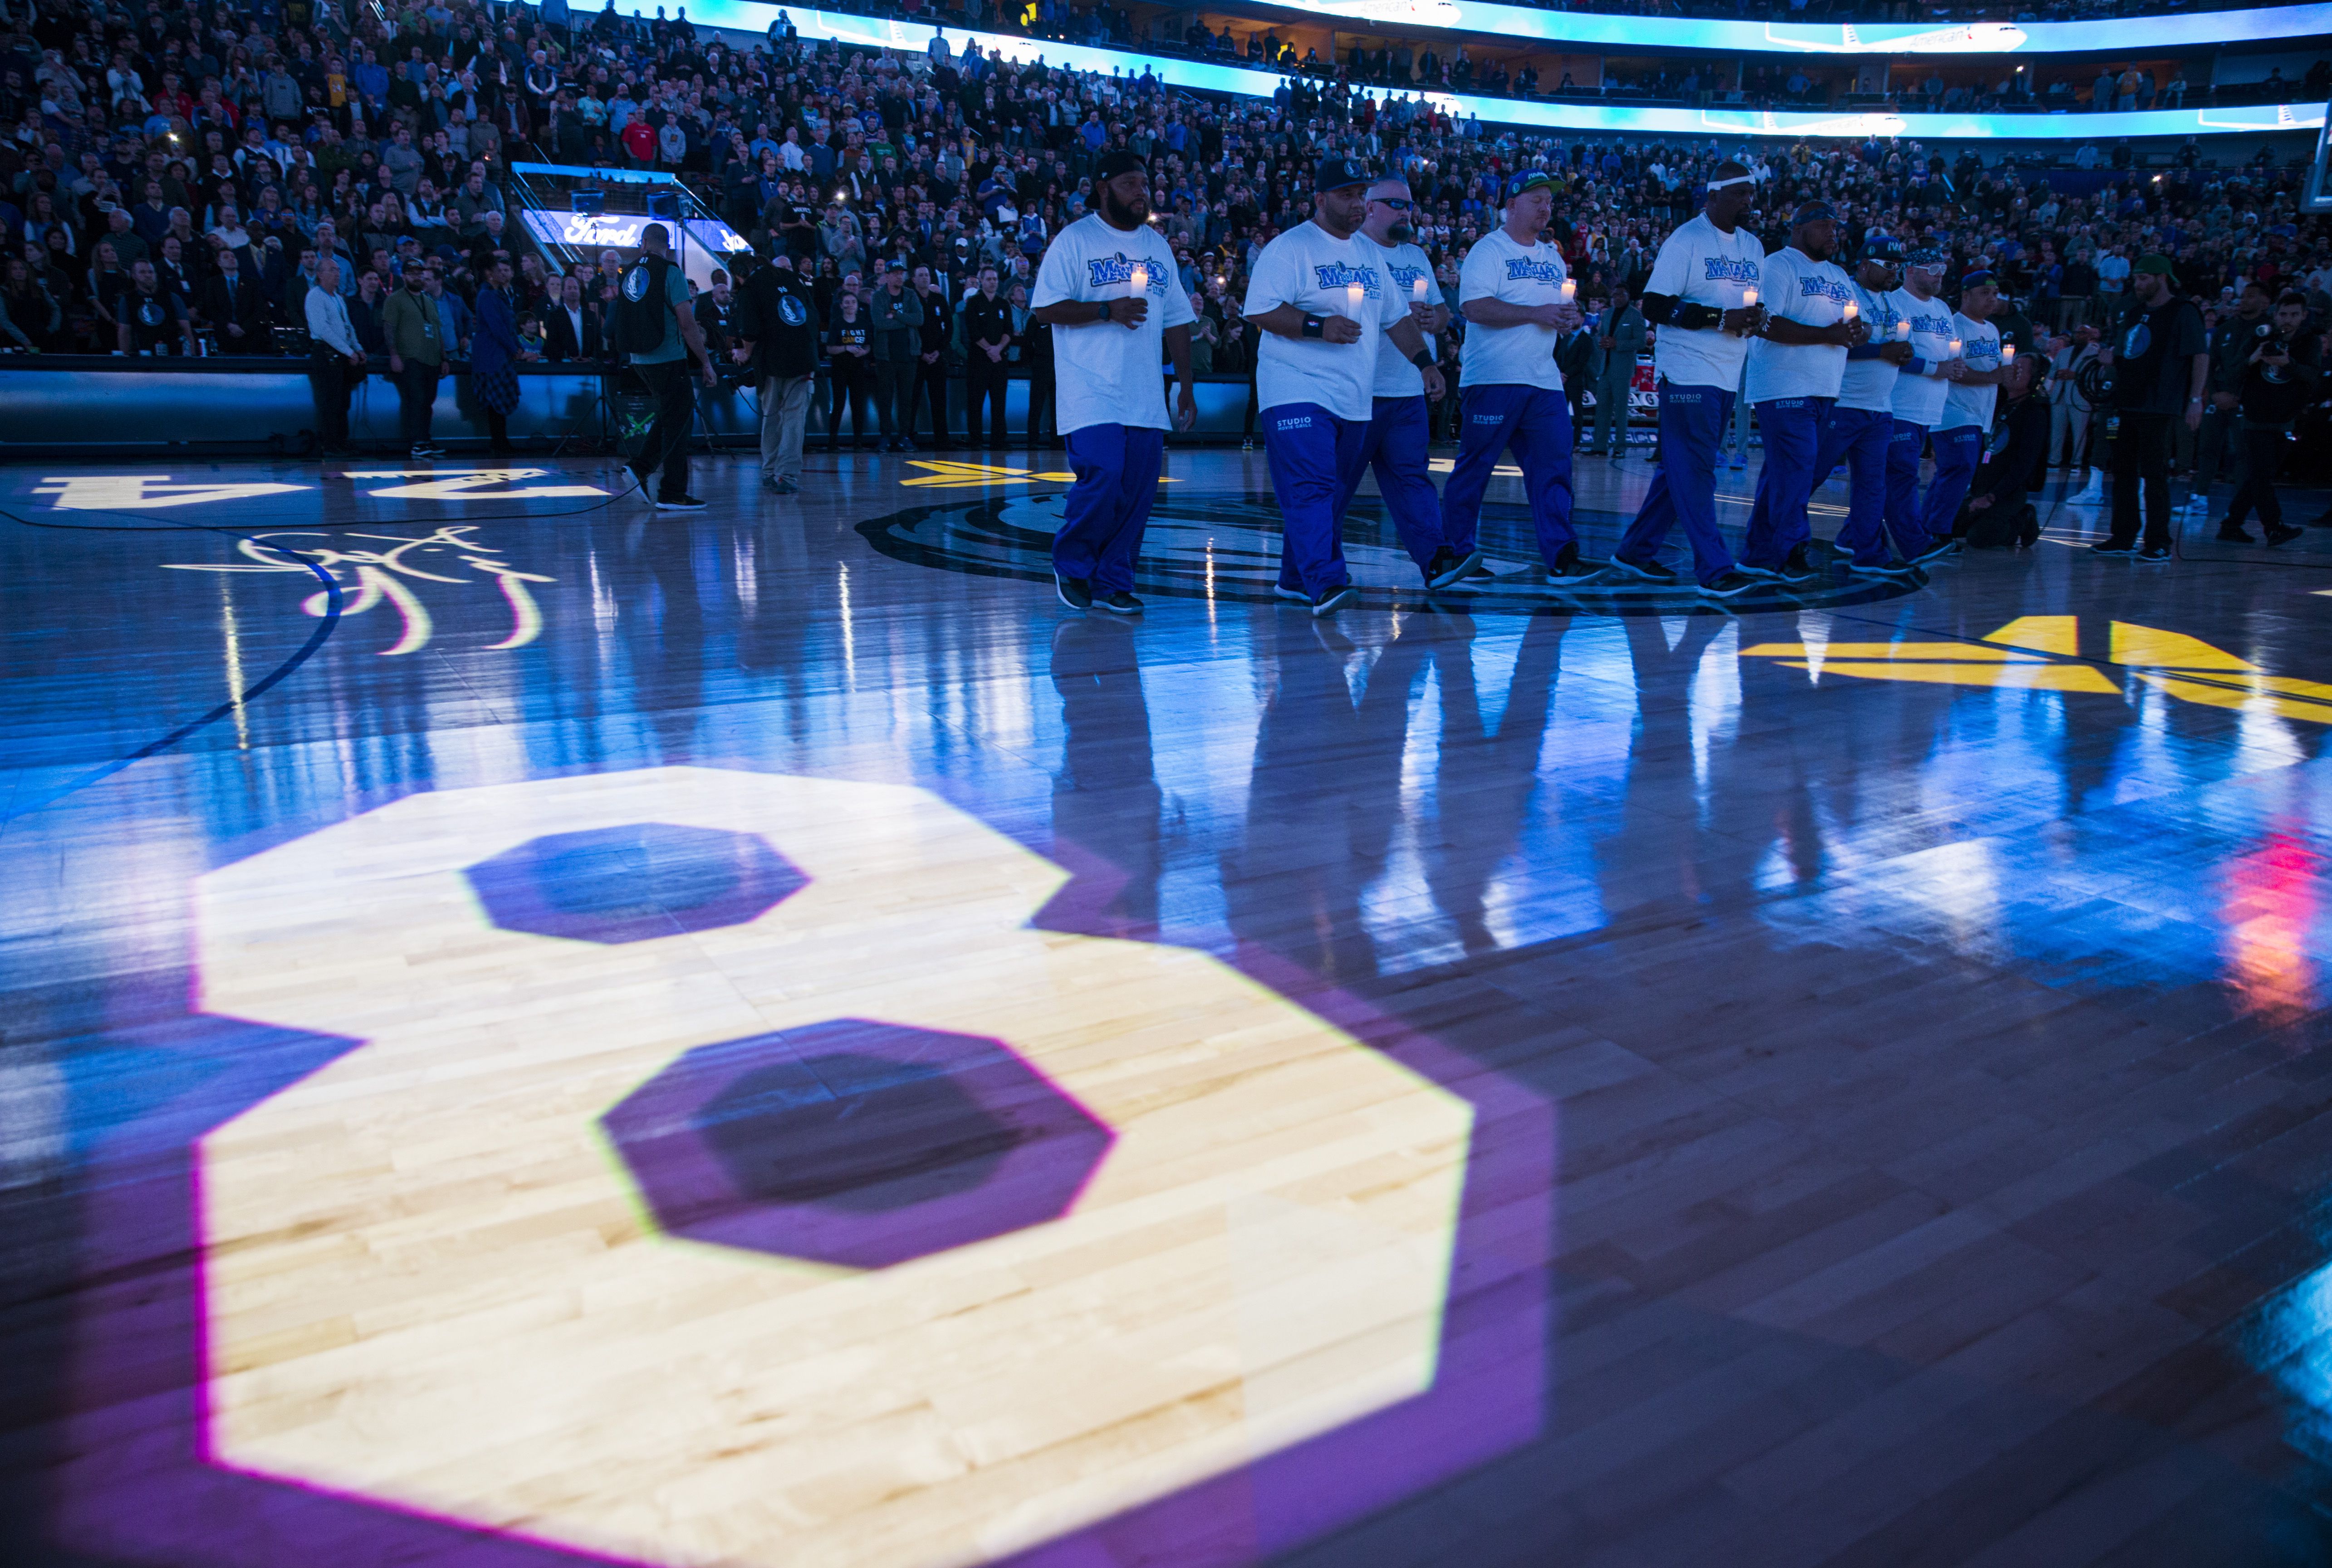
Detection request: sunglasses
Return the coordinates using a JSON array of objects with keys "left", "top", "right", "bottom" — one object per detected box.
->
[{"left": 1370, "top": 196, "right": 1412, "bottom": 211}]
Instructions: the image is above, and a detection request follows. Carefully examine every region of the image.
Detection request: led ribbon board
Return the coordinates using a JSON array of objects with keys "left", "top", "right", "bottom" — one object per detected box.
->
[{"left": 628, "top": 2, "right": 2326, "bottom": 140}]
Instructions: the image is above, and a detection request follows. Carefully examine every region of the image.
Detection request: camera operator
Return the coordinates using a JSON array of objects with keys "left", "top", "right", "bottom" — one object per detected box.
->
[
  {"left": 2215, "top": 289, "right": 2316, "bottom": 547},
  {"left": 2191, "top": 280, "right": 2270, "bottom": 519},
  {"left": 2090, "top": 255, "right": 2206, "bottom": 564},
  {"left": 1961, "top": 350, "right": 2049, "bottom": 549}
]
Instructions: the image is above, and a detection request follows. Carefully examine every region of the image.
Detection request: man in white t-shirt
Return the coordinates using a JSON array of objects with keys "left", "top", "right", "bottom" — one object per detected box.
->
[
  {"left": 1243, "top": 156, "right": 1446, "bottom": 617},
  {"left": 1333, "top": 175, "right": 1478, "bottom": 592},
  {"left": 1612, "top": 162, "right": 1772, "bottom": 599},
  {"left": 1921, "top": 269, "right": 2011, "bottom": 547},
  {"left": 1883, "top": 249, "right": 1973, "bottom": 568},
  {"left": 1441, "top": 168, "right": 1602, "bottom": 583},
  {"left": 1814, "top": 233, "right": 1924, "bottom": 577},
  {"left": 1739, "top": 201, "right": 1867, "bottom": 584},
  {"left": 1029, "top": 150, "right": 1198, "bottom": 615}
]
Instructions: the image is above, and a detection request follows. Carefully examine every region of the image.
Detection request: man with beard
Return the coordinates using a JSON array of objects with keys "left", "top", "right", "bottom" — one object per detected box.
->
[
  {"left": 1241, "top": 157, "right": 1446, "bottom": 617},
  {"left": 1028, "top": 149, "right": 1197, "bottom": 614},
  {"left": 1921, "top": 269, "right": 2012, "bottom": 549},
  {"left": 1335, "top": 173, "right": 1477, "bottom": 592},
  {"left": 1882, "top": 248, "right": 1972, "bottom": 568},
  {"left": 1611, "top": 162, "right": 1770, "bottom": 598},
  {"left": 1816, "top": 233, "right": 1925, "bottom": 577},
  {"left": 1738, "top": 201, "right": 1868, "bottom": 583}
]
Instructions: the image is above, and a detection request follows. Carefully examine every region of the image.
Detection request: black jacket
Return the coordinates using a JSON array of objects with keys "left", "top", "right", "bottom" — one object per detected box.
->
[
  {"left": 199, "top": 270, "right": 272, "bottom": 348},
  {"left": 544, "top": 299, "right": 604, "bottom": 363},
  {"left": 733, "top": 266, "right": 821, "bottom": 380},
  {"left": 960, "top": 290, "right": 1014, "bottom": 368},
  {"left": 2239, "top": 330, "right": 2319, "bottom": 426}
]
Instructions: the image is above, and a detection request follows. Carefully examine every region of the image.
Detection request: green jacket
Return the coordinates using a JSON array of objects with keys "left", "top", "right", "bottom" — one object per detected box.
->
[{"left": 381, "top": 284, "right": 446, "bottom": 367}]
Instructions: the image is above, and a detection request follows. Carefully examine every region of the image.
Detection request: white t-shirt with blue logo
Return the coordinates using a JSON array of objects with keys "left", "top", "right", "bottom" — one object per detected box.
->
[
  {"left": 1455, "top": 226, "right": 1568, "bottom": 393},
  {"left": 1644, "top": 211, "right": 1764, "bottom": 391},
  {"left": 1940, "top": 310, "right": 2002, "bottom": 432},
  {"left": 1357, "top": 233, "right": 1443, "bottom": 399},
  {"left": 1245, "top": 220, "right": 1408, "bottom": 422},
  {"left": 1743, "top": 246, "right": 1853, "bottom": 404},
  {"left": 1884, "top": 286, "right": 1960, "bottom": 427},
  {"left": 1835, "top": 277, "right": 1901, "bottom": 415},
  {"left": 1031, "top": 213, "right": 1195, "bottom": 435}
]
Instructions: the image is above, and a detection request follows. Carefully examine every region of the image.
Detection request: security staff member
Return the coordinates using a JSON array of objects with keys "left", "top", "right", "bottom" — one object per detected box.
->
[
  {"left": 1612, "top": 161, "right": 1769, "bottom": 598},
  {"left": 960, "top": 266, "right": 1014, "bottom": 450},
  {"left": 1338, "top": 172, "right": 1475, "bottom": 592},
  {"left": 1739, "top": 200, "right": 1866, "bottom": 583},
  {"left": 1027, "top": 148, "right": 1198, "bottom": 614},
  {"left": 1440, "top": 168, "right": 1597, "bottom": 582},
  {"left": 1242, "top": 156, "right": 1445, "bottom": 617},
  {"left": 1816, "top": 235, "right": 1921, "bottom": 576}
]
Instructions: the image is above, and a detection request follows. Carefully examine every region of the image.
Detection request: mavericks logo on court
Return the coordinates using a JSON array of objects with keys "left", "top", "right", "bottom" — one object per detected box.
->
[{"left": 1313, "top": 261, "right": 1381, "bottom": 298}]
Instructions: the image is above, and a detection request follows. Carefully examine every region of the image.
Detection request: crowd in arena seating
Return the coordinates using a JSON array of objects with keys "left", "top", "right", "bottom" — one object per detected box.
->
[{"left": 1, "top": 0, "right": 2327, "bottom": 454}]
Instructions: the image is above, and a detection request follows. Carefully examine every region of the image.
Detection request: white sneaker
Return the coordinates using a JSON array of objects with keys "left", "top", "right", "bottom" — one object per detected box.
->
[{"left": 2067, "top": 474, "right": 2104, "bottom": 505}]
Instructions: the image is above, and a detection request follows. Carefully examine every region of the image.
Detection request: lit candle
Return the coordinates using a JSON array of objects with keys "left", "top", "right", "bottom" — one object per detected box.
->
[
  {"left": 1894, "top": 318, "right": 1910, "bottom": 341},
  {"left": 1742, "top": 286, "right": 1759, "bottom": 309},
  {"left": 1841, "top": 299, "right": 1857, "bottom": 321},
  {"left": 1411, "top": 275, "right": 1428, "bottom": 303},
  {"left": 1128, "top": 262, "right": 1147, "bottom": 295},
  {"left": 1346, "top": 281, "right": 1364, "bottom": 316},
  {"left": 1559, "top": 277, "right": 1576, "bottom": 303},
  {"left": 1948, "top": 338, "right": 1963, "bottom": 358},
  {"left": 2000, "top": 342, "right": 2016, "bottom": 363}
]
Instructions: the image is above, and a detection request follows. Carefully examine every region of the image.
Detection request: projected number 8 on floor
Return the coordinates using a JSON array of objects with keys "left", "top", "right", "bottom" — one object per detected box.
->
[{"left": 194, "top": 766, "right": 1473, "bottom": 1568}]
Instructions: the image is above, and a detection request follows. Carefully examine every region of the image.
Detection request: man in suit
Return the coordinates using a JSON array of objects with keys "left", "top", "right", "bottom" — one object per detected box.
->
[
  {"left": 544, "top": 273, "right": 602, "bottom": 362},
  {"left": 959, "top": 265, "right": 1014, "bottom": 450},
  {"left": 1586, "top": 285, "right": 1645, "bottom": 456},
  {"left": 200, "top": 245, "right": 272, "bottom": 352}
]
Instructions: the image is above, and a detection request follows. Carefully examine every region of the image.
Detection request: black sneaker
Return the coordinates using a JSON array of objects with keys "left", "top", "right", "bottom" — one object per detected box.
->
[
  {"left": 2267, "top": 523, "right": 2304, "bottom": 548},
  {"left": 1698, "top": 571, "right": 1765, "bottom": 599},
  {"left": 1844, "top": 558, "right": 1917, "bottom": 580},
  {"left": 2215, "top": 522, "right": 2254, "bottom": 544},
  {"left": 2136, "top": 543, "right": 2173, "bottom": 564},
  {"left": 410, "top": 443, "right": 444, "bottom": 459},
  {"left": 2089, "top": 539, "right": 2139, "bottom": 558},
  {"left": 1425, "top": 546, "right": 1484, "bottom": 590},
  {"left": 1096, "top": 589, "right": 1144, "bottom": 615},
  {"left": 1545, "top": 540, "right": 1608, "bottom": 583},
  {"left": 1271, "top": 583, "right": 1311, "bottom": 604},
  {"left": 655, "top": 494, "right": 708, "bottom": 511},
  {"left": 1774, "top": 544, "right": 1822, "bottom": 585},
  {"left": 1311, "top": 582, "right": 1359, "bottom": 618},
  {"left": 768, "top": 476, "right": 800, "bottom": 495},
  {"left": 1906, "top": 538, "right": 1959, "bottom": 567},
  {"left": 1055, "top": 571, "right": 1093, "bottom": 611},
  {"left": 1605, "top": 553, "right": 1678, "bottom": 584}
]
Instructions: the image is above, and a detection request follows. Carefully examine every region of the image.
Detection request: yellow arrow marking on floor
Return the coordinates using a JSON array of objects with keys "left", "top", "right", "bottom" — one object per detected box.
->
[
  {"left": 1743, "top": 618, "right": 2332, "bottom": 723},
  {"left": 901, "top": 460, "right": 1178, "bottom": 489}
]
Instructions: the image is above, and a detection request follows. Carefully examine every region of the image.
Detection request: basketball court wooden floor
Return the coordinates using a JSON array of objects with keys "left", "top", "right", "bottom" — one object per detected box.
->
[{"left": 6, "top": 446, "right": 2332, "bottom": 1568}]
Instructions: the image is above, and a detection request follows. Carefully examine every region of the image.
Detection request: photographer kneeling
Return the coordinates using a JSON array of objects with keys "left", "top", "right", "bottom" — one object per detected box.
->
[
  {"left": 1961, "top": 351, "right": 2049, "bottom": 549},
  {"left": 2216, "top": 289, "right": 2315, "bottom": 548}
]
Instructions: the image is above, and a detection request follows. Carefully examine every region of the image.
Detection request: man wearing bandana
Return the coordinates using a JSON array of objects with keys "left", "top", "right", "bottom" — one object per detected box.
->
[
  {"left": 1922, "top": 269, "right": 2012, "bottom": 548},
  {"left": 1817, "top": 234, "right": 1926, "bottom": 577},
  {"left": 1738, "top": 200, "right": 1867, "bottom": 584}
]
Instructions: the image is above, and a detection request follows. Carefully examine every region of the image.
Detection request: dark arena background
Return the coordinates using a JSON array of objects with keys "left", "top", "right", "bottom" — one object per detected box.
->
[{"left": 11, "top": 1, "right": 2332, "bottom": 1566}]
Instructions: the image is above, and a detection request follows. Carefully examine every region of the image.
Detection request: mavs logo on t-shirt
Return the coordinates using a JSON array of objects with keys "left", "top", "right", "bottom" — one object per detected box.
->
[
  {"left": 1905, "top": 307, "right": 1953, "bottom": 344},
  {"left": 1086, "top": 252, "right": 1160, "bottom": 292},
  {"left": 1313, "top": 261, "right": 1379, "bottom": 297},
  {"left": 1386, "top": 263, "right": 1429, "bottom": 295},
  {"left": 1798, "top": 276, "right": 1852, "bottom": 304},
  {"left": 622, "top": 265, "right": 652, "bottom": 302},
  {"left": 1702, "top": 257, "right": 1760, "bottom": 284},
  {"left": 777, "top": 294, "right": 809, "bottom": 327},
  {"left": 1504, "top": 258, "right": 1564, "bottom": 284}
]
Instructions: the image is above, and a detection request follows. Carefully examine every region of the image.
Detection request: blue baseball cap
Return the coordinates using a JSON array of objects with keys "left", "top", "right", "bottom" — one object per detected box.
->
[
  {"left": 1506, "top": 169, "right": 1557, "bottom": 201},
  {"left": 1960, "top": 269, "right": 1998, "bottom": 291},
  {"left": 1313, "top": 156, "right": 1371, "bottom": 193},
  {"left": 1860, "top": 233, "right": 1905, "bottom": 263}
]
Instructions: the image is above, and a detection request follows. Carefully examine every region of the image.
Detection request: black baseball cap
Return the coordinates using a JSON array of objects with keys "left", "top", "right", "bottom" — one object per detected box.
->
[
  {"left": 1096, "top": 149, "right": 1147, "bottom": 182},
  {"left": 1313, "top": 156, "right": 1370, "bottom": 193}
]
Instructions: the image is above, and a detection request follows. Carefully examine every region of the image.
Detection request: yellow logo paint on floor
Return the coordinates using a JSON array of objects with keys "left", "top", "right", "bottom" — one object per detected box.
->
[
  {"left": 901, "top": 460, "right": 1178, "bottom": 488},
  {"left": 1743, "top": 615, "right": 2332, "bottom": 724}
]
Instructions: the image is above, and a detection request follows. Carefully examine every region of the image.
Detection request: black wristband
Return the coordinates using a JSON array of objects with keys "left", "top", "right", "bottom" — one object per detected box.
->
[
  {"left": 1301, "top": 314, "right": 1325, "bottom": 338},
  {"left": 1675, "top": 302, "right": 1721, "bottom": 331},
  {"left": 1094, "top": 300, "right": 1111, "bottom": 323},
  {"left": 1411, "top": 350, "right": 1435, "bottom": 368}
]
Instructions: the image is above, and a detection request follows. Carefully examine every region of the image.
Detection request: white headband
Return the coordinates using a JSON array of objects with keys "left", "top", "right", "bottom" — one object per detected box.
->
[{"left": 1707, "top": 173, "right": 1756, "bottom": 192}]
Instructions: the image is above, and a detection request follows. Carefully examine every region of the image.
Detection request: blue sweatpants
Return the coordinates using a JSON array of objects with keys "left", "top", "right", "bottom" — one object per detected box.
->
[
  {"left": 1054, "top": 423, "right": 1164, "bottom": 593},
  {"left": 1438, "top": 383, "right": 1577, "bottom": 568},
  {"left": 1817, "top": 406, "right": 1904, "bottom": 566},
  {"left": 1617, "top": 379, "right": 1737, "bottom": 584},
  {"left": 1264, "top": 402, "right": 1370, "bottom": 598},
  {"left": 1883, "top": 419, "right": 1937, "bottom": 558},
  {"left": 1335, "top": 393, "right": 1449, "bottom": 573},
  {"left": 1919, "top": 425, "right": 1985, "bottom": 543},
  {"left": 1740, "top": 396, "right": 1832, "bottom": 569}
]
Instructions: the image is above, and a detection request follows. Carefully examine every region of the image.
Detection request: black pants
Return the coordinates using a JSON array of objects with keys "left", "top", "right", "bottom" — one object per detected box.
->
[
  {"left": 874, "top": 359, "right": 916, "bottom": 442},
  {"left": 2225, "top": 425, "right": 2291, "bottom": 528},
  {"left": 965, "top": 360, "right": 1010, "bottom": 448},
  {"left": 827, "top": 364, "right": 873, "bottom": 447},
  {"left": 311, "top": 351, "right": 354, "bottom": 451},
  {"left": 914, "top": 358, "right": 949, "bottom": 446},
  {"left": 631, "top": 358, "right": 697, "bottom": 499},
  {"left": 1025, "top": 368, "right": 1054, "bottom": 446},
  {"left": 396, "top": 359, "right": 441, "bottom": 447},
  {"left": 2107, "top": 409, "right": 2173, "bottom": 549}
]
